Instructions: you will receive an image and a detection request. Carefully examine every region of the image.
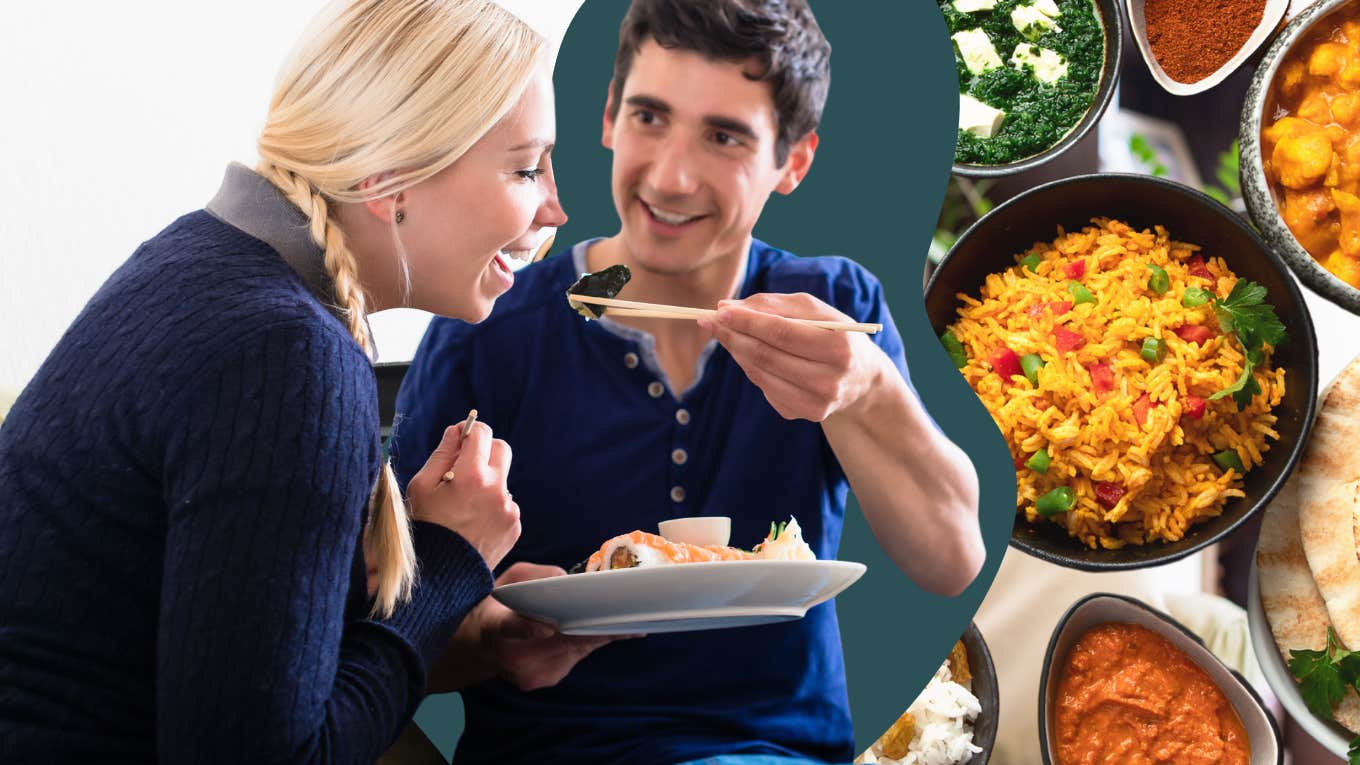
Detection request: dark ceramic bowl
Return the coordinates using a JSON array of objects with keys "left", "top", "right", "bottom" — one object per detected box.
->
[
  {"left": 961, "top": 621, "right": 999, "bottom": 765},
  {"left": 1241, "top": 0, "right": 1360, "bottom": 314},
  {"left": 952, "top": 0, "right": 1124, "bottom": 178},
  {"left": 924, "top": 173, "right": 1318, "bottom": 571},
  {"left": 1039, "top": 594, "right": 1282, "bottom": 765}
]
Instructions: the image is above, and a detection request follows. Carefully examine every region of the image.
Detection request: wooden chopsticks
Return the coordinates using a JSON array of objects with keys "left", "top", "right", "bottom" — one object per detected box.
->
[{"left": 569, "top": 294, "right": 882, "bottom": 334}]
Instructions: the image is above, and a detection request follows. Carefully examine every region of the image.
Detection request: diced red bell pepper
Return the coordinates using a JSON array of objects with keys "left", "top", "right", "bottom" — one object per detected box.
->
[
  {"left": 1065, "top": 260, "right": 1087, "bottom": 279},
  {"left": 1088, "top": 362, "right": 1115, "bottom": 395},
  {"left": 1094, "top": 481, "right": 1127, "bottom": 509},
  {"left": 1175, "top": 324, "right": 1215, "bottom": 345},
  {"left": 1133, "top": 394, "right": 1153, "bottom": 428},
  {"left": 1013, "top": 454, "right": 1027, "bottom": 470},
  {"left": 1028, "top": 302, "right": 1046, "bottom": 319},
  {"left": 1049, "top": 301, "right": 1073, "bottom": 316},
  {"left": 990, "top": 348, "right": 1022, "bottom": 381},
  {"left": 1055, "top": 327, "right": 1087, "bottom": 352},
  {"left": 1183, "top": 395, "right": 1207, "bottom": 420},
  {"left": 1187, "top": 255, "right": 1213, "bottom": 279}
]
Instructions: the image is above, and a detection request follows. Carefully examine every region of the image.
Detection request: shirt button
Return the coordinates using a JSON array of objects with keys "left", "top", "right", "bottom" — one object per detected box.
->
[
  {"left": 671, "top": 448, "right": 688, "bottom": 465},
  {"left": 624, "top": 352, "right": 639, "bottom": 369},
  {"left": 648, "top": 381, "right": 665, "bottom": 398},
  {"left": 670, "top": 486, "right": 686, "bottom": 503},
  {"left": 675, "top": 408, "right": 690, "bottom": 425}
]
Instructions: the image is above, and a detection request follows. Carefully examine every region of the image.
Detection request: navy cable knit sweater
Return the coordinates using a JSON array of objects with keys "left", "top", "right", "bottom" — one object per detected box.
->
[{"left": 0, "top": 208, "right": 492, "bottom": 763}]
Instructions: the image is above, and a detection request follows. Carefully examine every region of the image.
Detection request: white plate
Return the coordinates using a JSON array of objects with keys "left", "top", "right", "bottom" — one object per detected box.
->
[
  {"left": 492, "top": 559, "right": 867, "bottom": 635},
  {"left": 1247, "top": 558, "right": 1354, "bottom": 759}
]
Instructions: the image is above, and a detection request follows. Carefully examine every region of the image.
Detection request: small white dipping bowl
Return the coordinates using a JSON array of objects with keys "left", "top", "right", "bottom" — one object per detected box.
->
[{"left": 658, "top": 516, "right": 731, "bottom": 548}]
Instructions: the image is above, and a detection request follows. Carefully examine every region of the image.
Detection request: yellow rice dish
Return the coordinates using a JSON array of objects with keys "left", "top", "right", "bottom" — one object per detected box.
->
[{"left": 943, "top": 219, "right": 1287, "bottom": 549}]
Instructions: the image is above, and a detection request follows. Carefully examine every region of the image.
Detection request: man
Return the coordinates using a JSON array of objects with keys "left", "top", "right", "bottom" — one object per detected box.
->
[{"left": 393, "top": 1, "right": 983, "bottom": 763}]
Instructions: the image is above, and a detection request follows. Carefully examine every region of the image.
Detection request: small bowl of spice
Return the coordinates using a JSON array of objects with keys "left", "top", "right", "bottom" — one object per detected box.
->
[{"left": 1128, "top": 0, "right": 1288, "bottom": 95}]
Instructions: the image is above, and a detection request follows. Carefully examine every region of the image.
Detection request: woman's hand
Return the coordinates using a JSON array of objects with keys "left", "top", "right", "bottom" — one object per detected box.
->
[
  {"left": 405, "top": 420, "right": 520, "bottom": 569},
  {"left": 427, "top": 563, "right": 636, "bottom": 693}
]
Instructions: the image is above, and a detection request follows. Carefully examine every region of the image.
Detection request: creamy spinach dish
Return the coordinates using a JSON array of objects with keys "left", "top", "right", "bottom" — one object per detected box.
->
[{"left": 941, "top": 0, "right": 1104, "bottom": 165}]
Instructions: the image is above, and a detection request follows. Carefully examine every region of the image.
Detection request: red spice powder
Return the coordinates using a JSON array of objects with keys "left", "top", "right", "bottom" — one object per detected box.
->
[{"left": 1144, "top": 0, "right": 1265, "bottom": 83}]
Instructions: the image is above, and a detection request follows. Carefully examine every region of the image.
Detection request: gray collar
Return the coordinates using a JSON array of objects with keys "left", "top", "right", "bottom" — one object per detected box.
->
[
  {"left": 570, "top": 239, "right": 720, "bottom": 400},
  {"left": 205, "top": 162, "right": 340, "bottom": 313}
]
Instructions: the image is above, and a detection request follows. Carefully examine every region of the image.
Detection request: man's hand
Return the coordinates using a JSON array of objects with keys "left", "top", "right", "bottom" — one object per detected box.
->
[
  {"left": 699, "top": 292, "right": 889, "bottom": 422},
  {"left": 432, "top": 562, "right": 636, "bottom": 693}
]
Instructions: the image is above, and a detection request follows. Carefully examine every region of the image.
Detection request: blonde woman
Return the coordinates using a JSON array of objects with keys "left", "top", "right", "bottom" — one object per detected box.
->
[{"left": 0, "top": 0, "right": 564, "bottom": 761}]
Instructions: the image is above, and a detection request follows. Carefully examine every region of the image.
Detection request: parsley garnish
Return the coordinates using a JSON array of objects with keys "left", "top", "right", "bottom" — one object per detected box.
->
[
  {"left": 1206, "top": 280, "right": 1287, "bottom": 410},
  {"left": 1207, "top": 348, "right": 1263, "bottom": 411},
  {"left": 1288, "top": 627, "right": 1360, "bottom": 763},
  {"left": 1213, "top": 280, "right": 1288, "bottom": 351},
  {"left": 1289, "top": 627, "right": 1358, "bottom": 717}
]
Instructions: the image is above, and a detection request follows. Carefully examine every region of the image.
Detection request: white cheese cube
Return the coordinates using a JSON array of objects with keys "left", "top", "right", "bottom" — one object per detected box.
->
[
  {"left": 959, "top": 93, "right": 1006, "bottom": 138},
  {"left": 1034, "top": 0, "right": 1062, "bottom": 18},
  {"left": 952, "top": 28, "right": 1004, "bottom": 75},
  {"left": 952, "top": 0, "right": 997, "bottom": 12},
  {"left": 1011, "top": 43, "right": 1069, "bottom": 84},
  {"left": 1012, "top": 4, "right": 1061, "bottom": 40}
]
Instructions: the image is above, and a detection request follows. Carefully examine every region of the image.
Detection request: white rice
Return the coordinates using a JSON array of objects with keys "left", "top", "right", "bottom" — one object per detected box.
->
[{"left": 859, "top": 661, "right": 982, "bottom": 765}]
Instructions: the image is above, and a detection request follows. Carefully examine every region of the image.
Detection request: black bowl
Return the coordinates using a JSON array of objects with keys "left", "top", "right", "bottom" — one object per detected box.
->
[
  {"left": 924, "top": 173, "right": 1318, "bottom": 570},
  {"left": 951, "top": 0, "right": 1124, "bottom": 178},
  {"left": 1038, "top": 594, "right": 1282, "bottom": 765},
  {"left": 960, "top": 621, "right": 999, "bottom": 765}
]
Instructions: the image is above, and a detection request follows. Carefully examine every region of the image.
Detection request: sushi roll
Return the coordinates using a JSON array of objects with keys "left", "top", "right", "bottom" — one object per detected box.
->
[{"left": 584, "top": 531, "right": 754, "bottom": 572}]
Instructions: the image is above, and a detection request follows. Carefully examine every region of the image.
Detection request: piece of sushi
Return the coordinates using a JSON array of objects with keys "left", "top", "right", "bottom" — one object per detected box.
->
[
  {"left": 752, "top": 517, "right": 817, "bottom": 561},
  {"left": 565, "top": 264, "right": 632, "bottom": 319},
  {"left": 584, "top": 530, "right": 755, "bottom": 572}
]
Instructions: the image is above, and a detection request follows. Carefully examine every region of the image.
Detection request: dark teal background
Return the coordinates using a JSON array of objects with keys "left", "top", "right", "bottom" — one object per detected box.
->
[{"left": 415, "top": 0, "right": 1015, "bottom": 757}]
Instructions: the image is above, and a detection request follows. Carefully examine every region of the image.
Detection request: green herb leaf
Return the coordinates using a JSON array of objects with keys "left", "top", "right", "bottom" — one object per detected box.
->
[
  {"left": 1207, "top": 280, "right": 1286, "bottom": 407},
  {"left": 1208, "top": 346, "right": 1263, "bottom": 411},
  {"left": 1290, "top": 627, "right": 1360, "bottom": 719},
  {"left": 1213, "top": 280, "right": 1287, "bottom": 351},
  {"left": 1348, "top": 733, "right": 1360, "bottom": 765},
  {"left": 1291, "top": 646, "right": 1349, "bottom": 718}
]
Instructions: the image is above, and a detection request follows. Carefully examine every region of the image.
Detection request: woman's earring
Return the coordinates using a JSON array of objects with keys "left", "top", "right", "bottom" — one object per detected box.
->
[{"left": 395, "top": 211, "right": 405, "bottom": 224}]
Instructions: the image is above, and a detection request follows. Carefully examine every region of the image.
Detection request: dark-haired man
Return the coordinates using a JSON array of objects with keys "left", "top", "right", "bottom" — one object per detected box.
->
[{"left": 394, "top": 1, "right": 982, "bottom": 763}]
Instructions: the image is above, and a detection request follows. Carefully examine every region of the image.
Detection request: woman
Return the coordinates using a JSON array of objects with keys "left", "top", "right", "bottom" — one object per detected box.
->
[{"left": 0, "top": 0, "right": 564, "bottom": 761}]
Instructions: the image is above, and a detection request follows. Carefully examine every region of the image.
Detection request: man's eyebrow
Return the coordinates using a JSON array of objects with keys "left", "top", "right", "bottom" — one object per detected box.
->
[
  {"left": 624, "top": 94, "right": 671, "bottom": 114},
  {"left": 702, "top": 115, "right": 757, "bottom": 141},
  {"left": 507, "top": 138, "right": 555, "bottom": 152}
]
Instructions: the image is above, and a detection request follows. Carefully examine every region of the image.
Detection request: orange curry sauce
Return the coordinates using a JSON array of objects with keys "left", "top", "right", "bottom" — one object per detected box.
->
[
  {"left": 1054, "top": 623, "right": 1250, "bottom": 765},
  {"left": 1264, "top": 6, "right": 1360, "bottom": 288}
]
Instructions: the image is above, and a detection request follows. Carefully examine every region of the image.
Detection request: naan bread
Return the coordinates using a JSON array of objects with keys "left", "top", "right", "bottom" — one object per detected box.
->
[
  {"left": 1300, "top": 357, "right": 1360, "bottom": 653},
  {"left": 1259, "top": 474, "right": 1360, "bottom": 732}
]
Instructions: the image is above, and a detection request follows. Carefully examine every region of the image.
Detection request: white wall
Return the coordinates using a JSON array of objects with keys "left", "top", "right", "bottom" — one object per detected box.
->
[{"left": 0, "top": 1, "right": 581, "bottom": 396}]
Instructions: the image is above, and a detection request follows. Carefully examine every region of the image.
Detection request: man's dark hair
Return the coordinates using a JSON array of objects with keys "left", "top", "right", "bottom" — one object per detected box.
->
[{"left": 609, "top": 0, "right": 831, "bottom": 166}]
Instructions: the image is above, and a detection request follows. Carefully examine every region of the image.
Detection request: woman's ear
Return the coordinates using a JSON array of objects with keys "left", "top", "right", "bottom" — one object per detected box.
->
[
  {"left": 774, "top": 132, "right": 819, "bottom": 196},
  {"left": 358, "top": 174, "right": 404, "bottom": 224}
]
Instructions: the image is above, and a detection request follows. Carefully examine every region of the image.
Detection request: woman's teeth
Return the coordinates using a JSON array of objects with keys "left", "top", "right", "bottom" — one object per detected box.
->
[
  {"left": 500, "top": 248, "right": 533, "bottom": 265},
  {"left": 645, "top": 203, "right": 699, "bottom": 226}
]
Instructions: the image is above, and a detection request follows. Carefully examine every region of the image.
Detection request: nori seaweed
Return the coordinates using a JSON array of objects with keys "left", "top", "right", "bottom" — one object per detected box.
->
[{"left": 566, "top": 264, "right": 633, "bottom": 319}]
